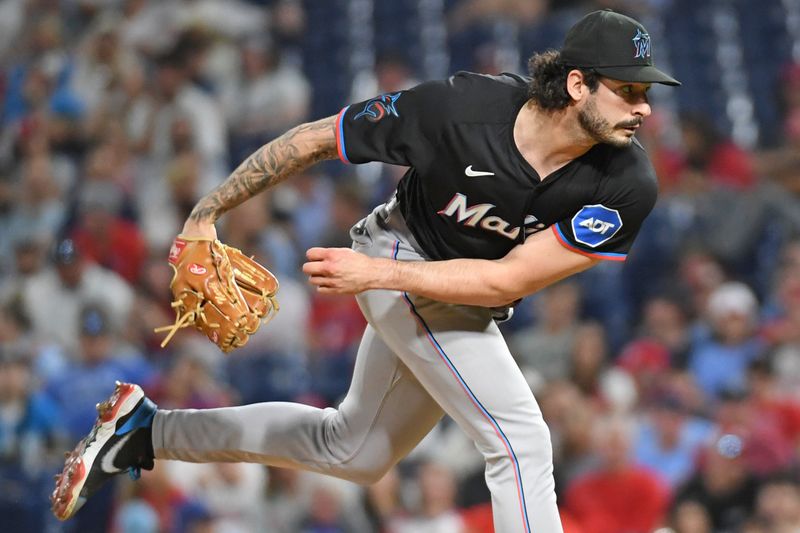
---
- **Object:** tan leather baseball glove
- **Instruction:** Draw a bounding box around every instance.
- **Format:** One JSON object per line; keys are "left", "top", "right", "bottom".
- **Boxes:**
{"left": 154, "top": 236, "right": 279, "bottom": 353}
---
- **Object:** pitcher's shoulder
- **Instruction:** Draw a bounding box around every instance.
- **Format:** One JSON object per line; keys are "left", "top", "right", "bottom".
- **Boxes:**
{"left": 438, "top": 71, "right": 529, "bottom": 123}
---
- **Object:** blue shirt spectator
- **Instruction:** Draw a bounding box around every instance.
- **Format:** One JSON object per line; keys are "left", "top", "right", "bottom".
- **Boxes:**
{"left": 0, "top": 349, "right": 65, "bottom": 533}
{"left": 44, "top": 304, "right": 154, "bottom": 440}
{"left": 46, "top": 355, "right": 154, "bottom": 441}
{"left": 689, "top": 283, "right": 764, "bottom": 400}
{"left": 689, "top": 337, "right": 764, "bottom": 400}
{"left": 634, "top": 401, "right": 716, "bottom": 489}
{"left": 0, "top": 349, "right": 64, "bottom": 470}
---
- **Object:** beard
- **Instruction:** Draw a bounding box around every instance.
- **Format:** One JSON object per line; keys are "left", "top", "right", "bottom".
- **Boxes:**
{"left": 578, "top": 98, "right": 642, "bottom": 148}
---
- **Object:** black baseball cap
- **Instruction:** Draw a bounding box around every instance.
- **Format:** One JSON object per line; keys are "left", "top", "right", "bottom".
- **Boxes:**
{"left": 561, "top": 10, "right": 681, "bottom": 87}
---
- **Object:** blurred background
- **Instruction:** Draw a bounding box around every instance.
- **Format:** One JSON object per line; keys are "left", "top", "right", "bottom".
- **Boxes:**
{"left": 1, "top": 0, "right": 800, "bottom": 532}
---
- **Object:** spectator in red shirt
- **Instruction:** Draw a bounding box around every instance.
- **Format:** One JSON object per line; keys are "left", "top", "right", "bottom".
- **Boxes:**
{"left": 70, "top": 180, "right": 147, "bottom": 284}
{"left": 747, "top": 357, "right": 800, "bottom": 449}
{"left": 714, "top": 384, "right": 795, "bottom": 478}
{"left": 679, "top": 112, "right": 756, "bottom": 190}
{"left": 564, "top": 414, "right": 670, "bottom": 533}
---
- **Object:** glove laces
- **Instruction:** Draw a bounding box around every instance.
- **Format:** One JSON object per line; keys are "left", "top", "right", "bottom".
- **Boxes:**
{"left": 154, "top": 294, "right": 220, "bottom": 348}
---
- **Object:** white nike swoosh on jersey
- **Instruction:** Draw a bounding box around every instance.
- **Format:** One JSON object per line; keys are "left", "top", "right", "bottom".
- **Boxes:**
{"left": 465, "top": 165, "right": 495, "bottom": 177}
{"left": 100, "top": 431, "right": 134, "bottom": 473}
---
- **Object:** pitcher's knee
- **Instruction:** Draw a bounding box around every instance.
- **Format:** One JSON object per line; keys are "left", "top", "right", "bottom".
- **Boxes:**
{"left": 520, "top": 417, "right": 554, "bottom": 466}
{"left": 483, "top": 416, "right": 554, "bottom": 467}
{"left": 319, "top": 414, "right": 397, "bottom": 485}
{"left": 335, "top": 459, "right": 393, "bottom": 485}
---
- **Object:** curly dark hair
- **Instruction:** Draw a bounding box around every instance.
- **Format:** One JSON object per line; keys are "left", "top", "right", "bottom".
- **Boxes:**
{"left": 527, "top": 50, "right": 599, "bottom": 111}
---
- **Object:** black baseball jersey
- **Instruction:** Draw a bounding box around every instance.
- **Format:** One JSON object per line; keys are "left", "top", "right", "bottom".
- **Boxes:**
{"left": 335, "top": 71, "right": 658, "bottom": 262}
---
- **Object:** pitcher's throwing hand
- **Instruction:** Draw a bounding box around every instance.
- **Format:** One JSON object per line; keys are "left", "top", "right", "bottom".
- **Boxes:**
{"left": 303, "top": 247, "right": 385, "bottom": 294}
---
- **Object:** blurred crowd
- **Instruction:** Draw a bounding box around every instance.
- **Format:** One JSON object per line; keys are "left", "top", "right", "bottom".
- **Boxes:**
{"left": 1, "top": 0, "right": 800, "bottom": 532}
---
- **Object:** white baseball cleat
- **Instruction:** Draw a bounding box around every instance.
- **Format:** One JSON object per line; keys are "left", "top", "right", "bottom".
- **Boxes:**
{"left": 51, "top": 382, "right": 157, "bottom": 521}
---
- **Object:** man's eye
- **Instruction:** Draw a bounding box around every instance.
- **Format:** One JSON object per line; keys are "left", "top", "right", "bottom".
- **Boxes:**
{"left": 621, "top": 86, "right": 633, "bottom": 94}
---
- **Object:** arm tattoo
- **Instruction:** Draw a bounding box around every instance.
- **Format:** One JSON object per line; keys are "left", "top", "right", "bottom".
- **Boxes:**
{"left": 189, "top": 115, "right": 339, "bottom": 223}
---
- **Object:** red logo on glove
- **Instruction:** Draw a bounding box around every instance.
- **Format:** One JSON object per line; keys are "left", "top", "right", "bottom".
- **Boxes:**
{"left": 169, "top": 238, "right": 187, "bottom": 265}
{"left": 189, "top": 263, "right": 207, "bottom": 275}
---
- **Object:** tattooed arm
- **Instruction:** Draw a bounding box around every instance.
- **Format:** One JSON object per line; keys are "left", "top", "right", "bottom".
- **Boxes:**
{"left": 181, "top": 115, "right": 339, "bottom": 239}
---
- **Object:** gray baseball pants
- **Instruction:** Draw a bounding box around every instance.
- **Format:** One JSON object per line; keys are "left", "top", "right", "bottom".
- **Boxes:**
{"left": 152, "top": 201, "right": 562, "bottom": 533}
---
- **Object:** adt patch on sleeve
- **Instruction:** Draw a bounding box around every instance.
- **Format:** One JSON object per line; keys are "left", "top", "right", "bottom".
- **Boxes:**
{"left": 571, "top": 204, "right": 623, "bottom": 248}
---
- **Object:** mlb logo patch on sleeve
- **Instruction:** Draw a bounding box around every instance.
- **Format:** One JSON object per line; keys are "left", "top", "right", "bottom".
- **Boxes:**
{"left": 571, "top": 204, "right": 623, "bottom": 248}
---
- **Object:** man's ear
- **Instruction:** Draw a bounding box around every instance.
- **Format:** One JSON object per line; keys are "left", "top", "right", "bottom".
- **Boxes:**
{"left": 566, "top": 69, "right": 588, "bottom": 102}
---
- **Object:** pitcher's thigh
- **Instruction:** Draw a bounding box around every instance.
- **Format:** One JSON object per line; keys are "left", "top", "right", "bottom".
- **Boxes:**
{"left": 359, "top": 290, "right": 559, "bottom": 532}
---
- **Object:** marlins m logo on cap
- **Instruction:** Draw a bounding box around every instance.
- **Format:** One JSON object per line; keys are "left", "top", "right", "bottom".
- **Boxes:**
{"left": 632, "top": 29, "right": 651, "bottom": 59}
{"left": 560, "top": 10, "right": 681, "bottom": 86}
